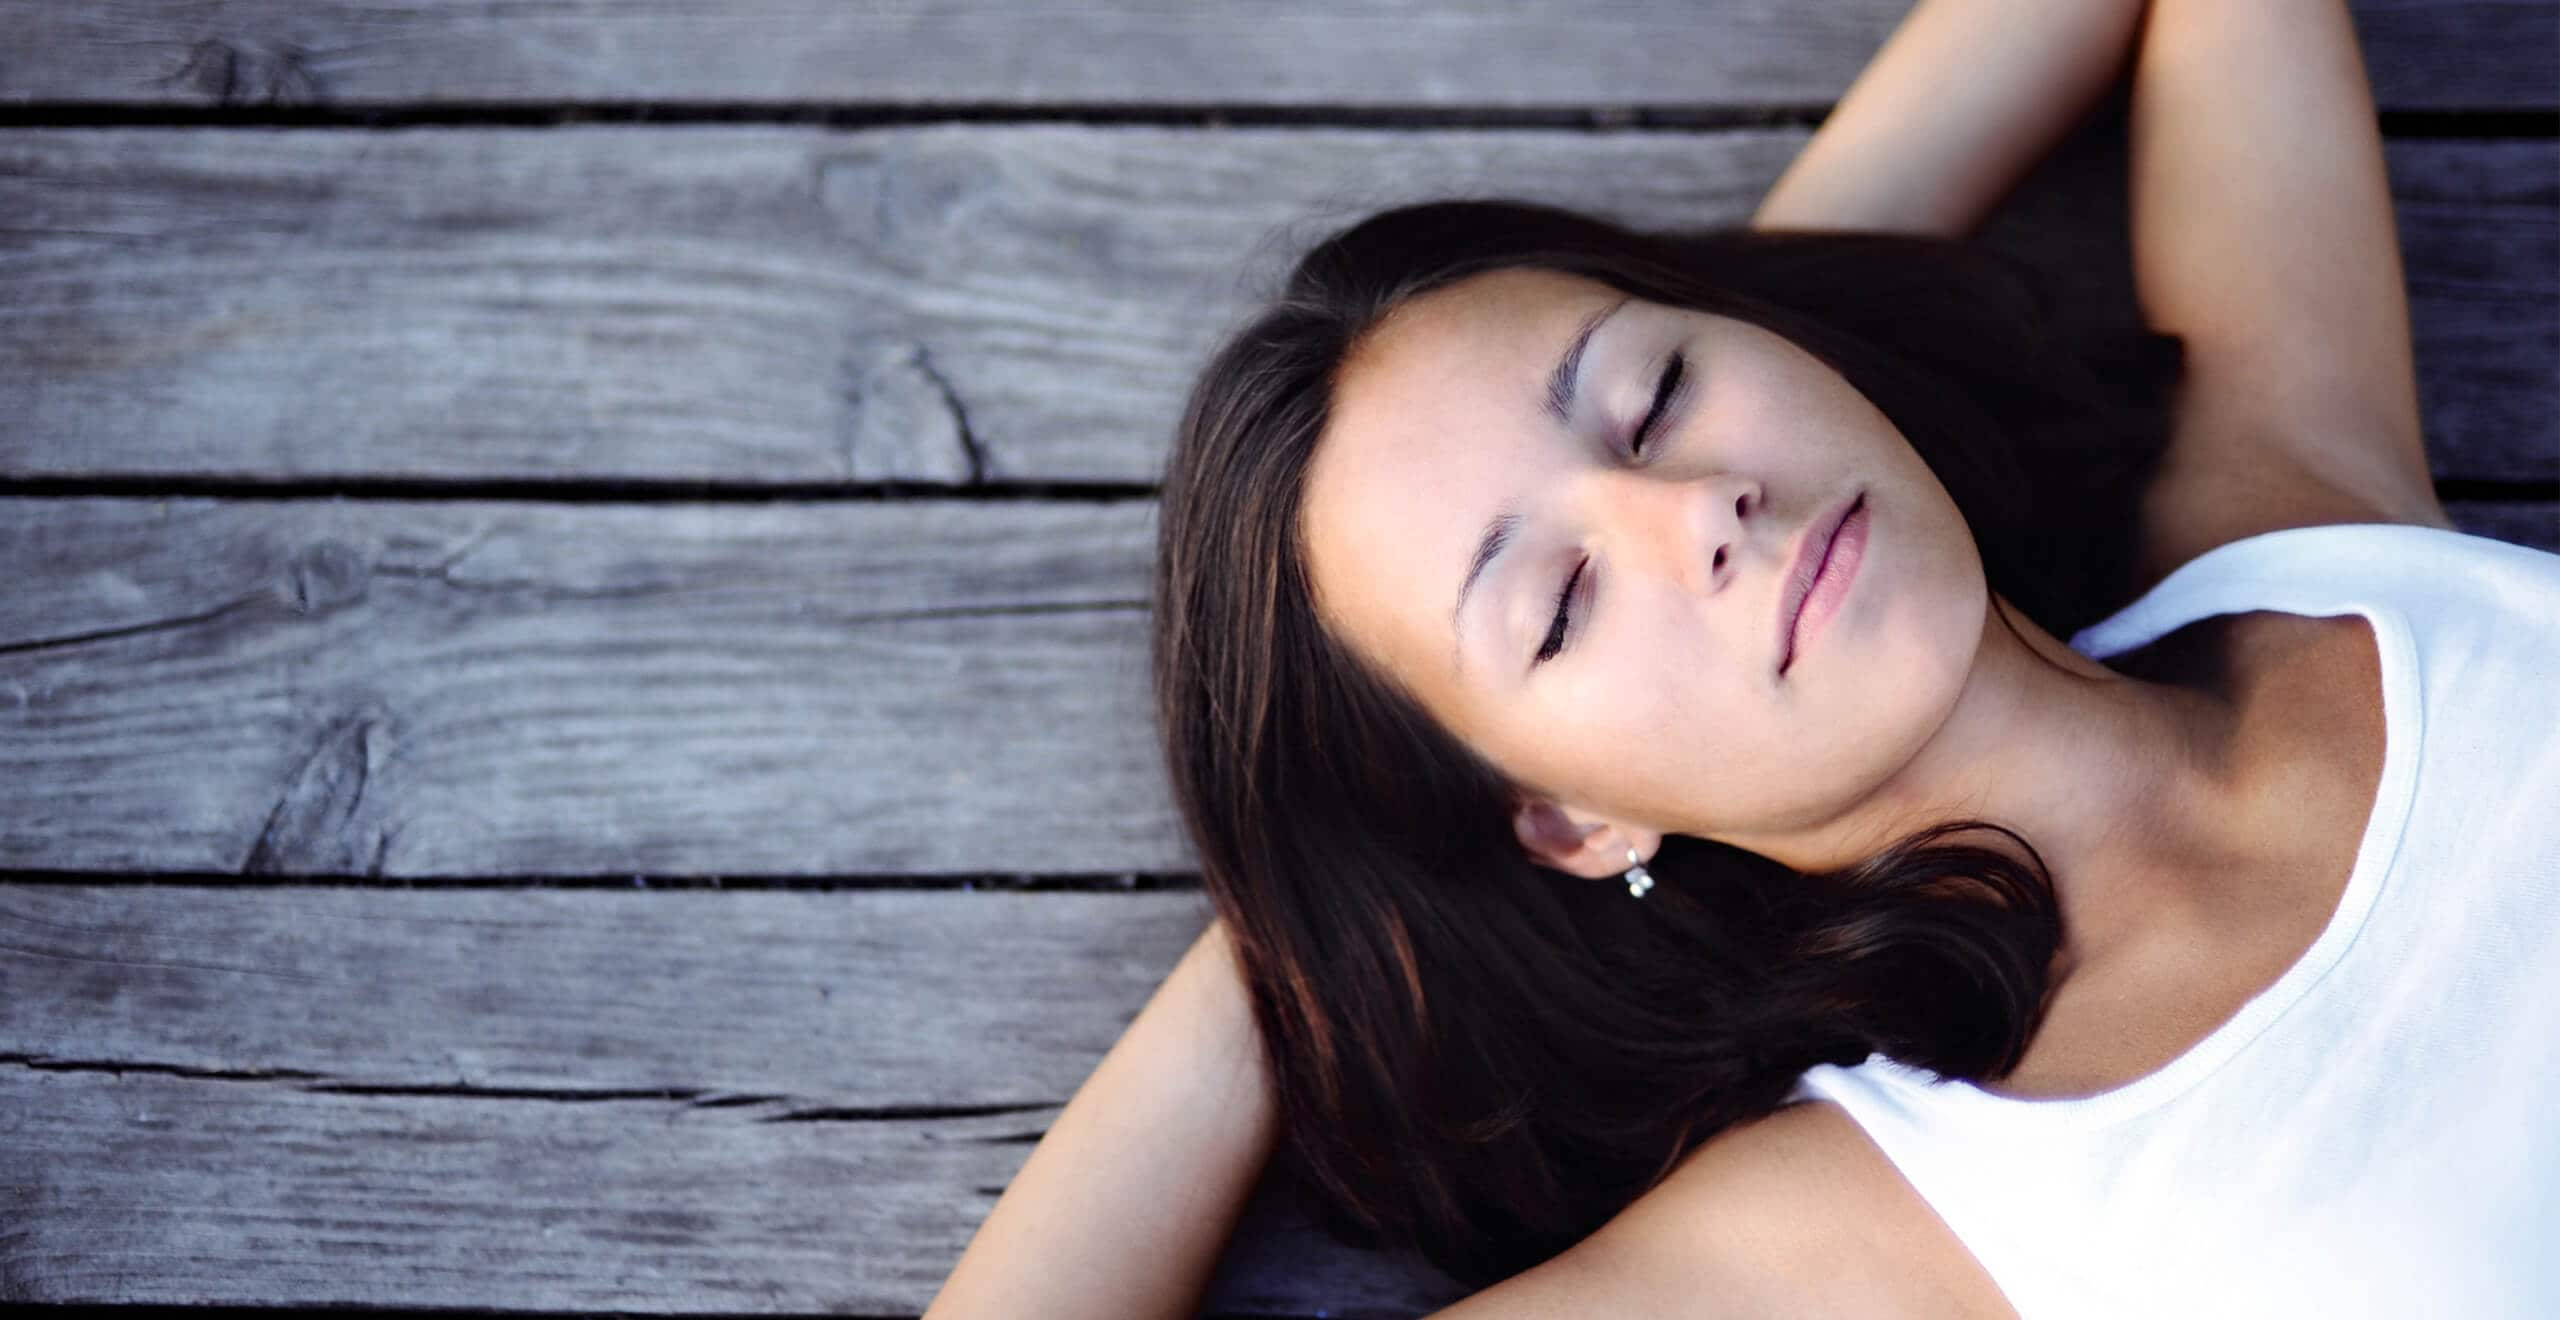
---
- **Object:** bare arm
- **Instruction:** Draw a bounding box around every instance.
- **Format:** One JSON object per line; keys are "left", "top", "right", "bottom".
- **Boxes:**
{"left": 922, "top": 917, "right": 1279, "bottom": 1320}
{"left": 2118, "top": 0, "right": 2450, "bottom": 569}
{"left": 1751, "top": 0, "right": 2150, "bottom": 237}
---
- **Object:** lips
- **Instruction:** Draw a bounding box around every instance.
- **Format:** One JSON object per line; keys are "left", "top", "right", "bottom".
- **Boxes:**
{"left": 1777, "top": 491, "right": 1862, "bottom": 674}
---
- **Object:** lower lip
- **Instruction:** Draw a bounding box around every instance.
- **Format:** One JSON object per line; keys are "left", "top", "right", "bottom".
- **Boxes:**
{"left": 1788, "top": 499, "right": 1867, "bottom": 667}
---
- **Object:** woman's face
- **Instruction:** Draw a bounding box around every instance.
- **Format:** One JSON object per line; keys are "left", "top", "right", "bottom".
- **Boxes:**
{"left": 1299, "top": 267, "right": 1989, "bottom": 867}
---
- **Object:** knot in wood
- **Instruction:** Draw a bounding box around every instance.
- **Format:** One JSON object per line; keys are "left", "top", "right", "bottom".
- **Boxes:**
{"left": 287, "top": 541, "right": 372, "bottom": 616}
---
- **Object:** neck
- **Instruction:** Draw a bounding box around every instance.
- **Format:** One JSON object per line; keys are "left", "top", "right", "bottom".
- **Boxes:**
{"left": 1733, "top": 593, "right": 2267, "bottom": 977}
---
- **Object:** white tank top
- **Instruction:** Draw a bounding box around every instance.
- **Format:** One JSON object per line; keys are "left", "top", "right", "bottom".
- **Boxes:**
{"left": 1786, "top": 521, "right": 2560, "bottom": 1318}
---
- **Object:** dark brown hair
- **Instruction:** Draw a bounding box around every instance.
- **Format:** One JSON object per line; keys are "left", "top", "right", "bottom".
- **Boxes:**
{"left": 1150, "top": 199, "right": 2182, "bottom": 1286}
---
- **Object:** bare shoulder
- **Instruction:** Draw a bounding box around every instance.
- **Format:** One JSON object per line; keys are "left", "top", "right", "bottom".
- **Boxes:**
{"left": 1583, "top": 1100, "right": 2019, "bottom": 1319}
{"left": 1418, "top": 1101, "right": 2019, "bottom": 1319}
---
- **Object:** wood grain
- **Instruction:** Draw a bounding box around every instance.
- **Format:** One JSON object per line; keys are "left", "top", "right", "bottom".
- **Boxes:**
{"left": 2, "top": 127, "right": 2549, "bottom": 484}
{"left": 0, "top": 1, "right": 2543, "bottom": 110}
{"left": 0, "top": 1068, "right": 1468, "bottom": 1312}
{"left": 2448, "top": 500, "right": 2560, "bottom": 549}
{"left": 0, "top": 497, "right": 1182, "bottom": 876}
{"left": 0, "top": 885, "right": 1204, "bottom": 1100}
{"left": 0, "top": 883, "right": 1466, "bottom": 1312}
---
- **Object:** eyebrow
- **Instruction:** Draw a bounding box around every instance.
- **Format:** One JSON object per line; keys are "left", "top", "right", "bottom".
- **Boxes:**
{"left": 1451, "top": 505, "right": 1524, "bottom": 669}
{"left": 1453, "top": 295, "right": 1629, "bottom": 668}
{"left": 1545, "top": 296, "right": 1628, "bottom": 427}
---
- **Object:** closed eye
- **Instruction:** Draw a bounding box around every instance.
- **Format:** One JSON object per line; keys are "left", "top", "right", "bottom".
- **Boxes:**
{"left": 1535, "top": 557, "right": 1585, "bottom": 665}
{"left": 1533, "top": 350, "right": 1689, "bottom": 667}
{"left": 1632, "top": 350, "right": 1687, "bottom": 455}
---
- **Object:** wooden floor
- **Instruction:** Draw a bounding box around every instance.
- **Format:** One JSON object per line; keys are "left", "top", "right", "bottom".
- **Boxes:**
{"left": 2, "top": 3, "right": 2553, "bottom": 1315}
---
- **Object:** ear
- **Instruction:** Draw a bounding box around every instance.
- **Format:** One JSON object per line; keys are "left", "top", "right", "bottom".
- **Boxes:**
{"left": 1511, "top": 797, "right": 1657, "bottom": 881}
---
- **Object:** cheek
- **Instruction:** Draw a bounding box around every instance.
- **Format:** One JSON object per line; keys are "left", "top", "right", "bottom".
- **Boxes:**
{"left": 1582, "top": 665, "right": 1761, "bottom": 820}
{"left": 1801, "top": 550, "right": 1981, "bottom": 790}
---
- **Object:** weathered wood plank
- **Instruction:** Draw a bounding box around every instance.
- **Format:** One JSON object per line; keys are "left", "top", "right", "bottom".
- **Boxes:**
{"left": 4, "top": 497, "right": 2553, "bottom": 878}
{"left": 0, "top": 497, "right": 1184, "bottom": 875}
{"left": 0, "top": 1, "right": 2544, "bottom": 111}
{"left": 2382, "top": 139, "right": 2560, "bottom": 473}
{"left": 0, "top": 1068, "right": 1467, "bottom": 1313}
{"left": 2, "top": 128, "right": 2548, "bottom": 485}
{"left": 0, "top": 886, "right": 1203, "bottom": 1101}
{"left": 0, "top": 125, "right": 1787, "bottom": 486}
{"left": 2448, "top": 499, "right": 2560, "bottom": 549}
{"left": 0, "top": 884, "right": 1466, "bottom": 1313}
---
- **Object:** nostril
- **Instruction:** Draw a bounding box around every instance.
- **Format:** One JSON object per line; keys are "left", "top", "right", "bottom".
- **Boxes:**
{"left": 1713, "top": 547, "right": 1727, "bottom": 571}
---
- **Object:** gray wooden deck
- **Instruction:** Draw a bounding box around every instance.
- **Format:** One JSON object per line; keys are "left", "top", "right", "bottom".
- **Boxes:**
{"left": 2, "top": 3, "right": 2553, "bottom": 1314}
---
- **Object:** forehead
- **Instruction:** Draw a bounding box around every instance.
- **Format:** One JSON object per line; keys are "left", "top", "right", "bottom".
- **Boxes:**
{"left": 1301, "top": 267, "right": 1616, "bottom": 691}
{"left": 1353, "top": 266, "right": 1607, "bottom": 385}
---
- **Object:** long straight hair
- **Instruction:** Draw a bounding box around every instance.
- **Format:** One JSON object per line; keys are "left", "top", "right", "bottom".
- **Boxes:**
{"left": 1151, "top": 200, "right": 2183, "bottom": 1286}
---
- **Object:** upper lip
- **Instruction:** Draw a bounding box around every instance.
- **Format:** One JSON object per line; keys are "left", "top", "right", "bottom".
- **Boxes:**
{"left": 1777, "top": 491, "right": 1860, "bottom": 673}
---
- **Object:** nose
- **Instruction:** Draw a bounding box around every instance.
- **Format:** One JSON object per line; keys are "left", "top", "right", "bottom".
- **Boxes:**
{"left": 1602, "top": 469, "right": 1761, "bottom": 598}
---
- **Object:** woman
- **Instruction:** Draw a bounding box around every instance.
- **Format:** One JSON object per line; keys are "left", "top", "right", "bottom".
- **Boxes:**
{"left": 929, "top": 1, "right": 2560, "bottom": 1316}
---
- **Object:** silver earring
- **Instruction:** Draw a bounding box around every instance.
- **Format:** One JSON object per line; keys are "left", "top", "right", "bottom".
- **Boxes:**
{"left": 1622, "top": 845, "right": 1654, "bottom": 899}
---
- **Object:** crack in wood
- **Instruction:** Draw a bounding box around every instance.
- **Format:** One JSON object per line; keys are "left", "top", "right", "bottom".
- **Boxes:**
{"left": 0, "top": 474, "right": 1164, "bottom": 501}
{"left": 836, "top": 341, "right": 994, "bottom": 485}
{"left": 687, "top": 1092, "right": 791, "bottom": 1109}
{"left": 0, "top": 869, "right": 1201, "bottom": 890}
{"left": 297, "top": 1081, "right": 728, "bottom": 1103}
{"left": 0, "top": 1063, "right": 1074, "bottom": 1123}
{"left": 0, "top": 540, "right": 376, "bottom": 661}
{"left": 0, "top": 593, "right": 266, "bottom": 658}
{"left": 832, "top": 598, "right": 1147, "bottom": 626}
{"left": 0, "top": 1052, "right": 326, "bottom": 1082}
{"left": 906, "top": 345, "right": 990, "bottom": 485}
{"left": 0, "top": 1057, "right": 1060, "bottom": 1120}
{"left": 758, "top": 1100, "right": 1058, "bottom": 1124}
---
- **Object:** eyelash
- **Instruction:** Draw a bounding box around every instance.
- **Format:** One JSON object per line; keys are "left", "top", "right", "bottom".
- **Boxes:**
{"left": 1534, "top": 350, "right": 1689, "bottom": 666}
{"left": 1631, "top": 350, "right": 1687, "bottom": 457}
